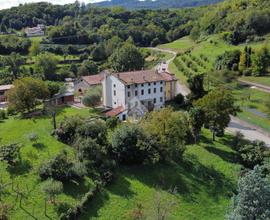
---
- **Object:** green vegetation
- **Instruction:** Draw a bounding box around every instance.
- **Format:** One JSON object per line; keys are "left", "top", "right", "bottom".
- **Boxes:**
{"left": 0, "top": 107, "right": 92, "bottom": 219}
{"left": 80, "top": 129, "right": 241, "bottom": 220}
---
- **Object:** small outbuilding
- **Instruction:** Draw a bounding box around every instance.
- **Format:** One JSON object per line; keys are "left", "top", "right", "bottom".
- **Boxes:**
{"left": 49, "top": 92, "right": 74, "bottom": 106}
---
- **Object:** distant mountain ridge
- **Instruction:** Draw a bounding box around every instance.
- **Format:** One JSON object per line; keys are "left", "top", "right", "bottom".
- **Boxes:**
{"left": 92, "top": 0, "right": 224, "bottom": 9}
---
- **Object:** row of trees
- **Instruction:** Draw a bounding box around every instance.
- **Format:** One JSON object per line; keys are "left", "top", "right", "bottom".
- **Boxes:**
{"left": 215, "top": 45, "right": 270, "bottom": 76}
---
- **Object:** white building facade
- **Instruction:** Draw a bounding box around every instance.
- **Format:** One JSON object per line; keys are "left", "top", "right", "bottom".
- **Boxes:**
{"left": 103, "top": 70, "right": 166, "bottom": 120}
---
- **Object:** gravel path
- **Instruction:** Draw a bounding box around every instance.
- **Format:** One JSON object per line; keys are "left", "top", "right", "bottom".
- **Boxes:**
{"left": 227, "top": 116, "right": 270, "bottom": 147}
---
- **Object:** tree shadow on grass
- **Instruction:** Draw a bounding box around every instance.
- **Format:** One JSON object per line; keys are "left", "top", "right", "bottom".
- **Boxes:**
{"left": 205, "top": 146, "right": 239, "bottom": 164}
{"left": 79, "top": 172, "right": 136, "bottom": 219}
{"left": 7, "top": 160, "right": 32, "bottom": 176}
{"left": 63, "top": 179, "right": 92, "bottom": 199}
{"left": 32, "top": 143, "right": 47, "bottom": 150}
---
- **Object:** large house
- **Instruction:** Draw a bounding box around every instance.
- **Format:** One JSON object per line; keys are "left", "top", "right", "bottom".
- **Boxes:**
{"left": 102, "top": 70, "right": 178, "bottom": 121}
{"left": 25, "top": 24, "right": 45, "bottom": 37}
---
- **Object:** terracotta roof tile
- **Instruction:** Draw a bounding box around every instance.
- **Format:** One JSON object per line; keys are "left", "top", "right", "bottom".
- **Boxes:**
{"left": 112, "top": 70, "right": 164, "bottom": 85}
{"left": 82, "top": 73, "right": 105, "bottom": 86}
{"left": 105, "top": 106, "right": 125, "bottom": 117}
{"left": 159, "top": 72, "right": 177, "bottom": 82}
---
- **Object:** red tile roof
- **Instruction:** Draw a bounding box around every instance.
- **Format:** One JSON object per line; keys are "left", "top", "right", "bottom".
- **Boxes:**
{"left": 112, "top": 70, "right": 164, "bottom": 85}
{"left": 159, "top": 72, "right": 177, "bottom": 82}
{"left": 82, "top": 73, "right": 105, "bottom": 86}
{"left": 105, "top": 106, "right": 125, "bottom": 117}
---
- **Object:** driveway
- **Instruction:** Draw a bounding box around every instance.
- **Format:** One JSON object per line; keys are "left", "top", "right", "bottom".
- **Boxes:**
{"left": 227, "top": 116, "right": 270, "bottom": 147}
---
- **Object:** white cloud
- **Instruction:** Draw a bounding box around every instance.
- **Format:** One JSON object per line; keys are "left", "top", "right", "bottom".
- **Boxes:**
{"left": 0, "top": 0, "right": 106, "bottom": 10}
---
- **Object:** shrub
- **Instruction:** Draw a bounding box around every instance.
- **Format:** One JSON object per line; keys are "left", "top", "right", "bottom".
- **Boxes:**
{"left": 239, "top": 141, "right": 267, "bottom": 168}
{"left": 55, "top": 116, "right": 83, "bottom": 144}
{"left": 106, "top": 117, "right": 119, "bottom": 130}
{"left": 0, "top": 143, "right": 21, "bottom": 166}
{"left": 76, "top": 118, "right": 107, "bottom": 146}
{"left": 82, "top": 86, "right": 102, "bottom": 107}
{"left": 173, "top": 93, "right": 185, "bottom": 106}
{"left": 42, "top": 178, "right": 63, "bottom": 204}
{"left": 28, "top": 132, "right": 39, "bottom": 143}
{"left": 111, "top": 124, "right": 160, "bottom": 165}
{"left": 0, "top": 110, "right": 7, "bottom": 120}
{"left": 39, "top": 151, "right": 78, "bottom": 181}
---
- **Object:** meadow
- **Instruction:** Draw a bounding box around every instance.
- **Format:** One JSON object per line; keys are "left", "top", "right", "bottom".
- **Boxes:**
{"left": 0, "top": 106, "right": 242, "bottom": 220}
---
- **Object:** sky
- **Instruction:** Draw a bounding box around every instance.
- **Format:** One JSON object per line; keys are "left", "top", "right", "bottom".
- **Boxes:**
{"left": 0, "top": 0, "right": 106, "bottom": 10}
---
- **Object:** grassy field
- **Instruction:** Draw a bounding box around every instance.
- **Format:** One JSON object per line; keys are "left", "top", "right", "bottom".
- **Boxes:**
{"left": 0, "top": 106, "right": 242, "bottom": 219}
{"left": 0, "top": 106, "right": 94, "bottom": 219}
{"left": 80, "top": 129, "right": 241, "bottom": 220}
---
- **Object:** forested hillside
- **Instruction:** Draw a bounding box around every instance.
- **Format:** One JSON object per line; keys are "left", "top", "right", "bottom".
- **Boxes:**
{"left": 190, "top": 0, "right": 270, "bottom": 44}
{"left": 92, "top": 0, "right": 223, "bottom": 9}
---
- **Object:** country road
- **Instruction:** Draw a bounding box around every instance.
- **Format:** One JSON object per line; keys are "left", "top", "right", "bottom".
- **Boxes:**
{"left": 227, "top": 116, "right": 270, "bottom": 147}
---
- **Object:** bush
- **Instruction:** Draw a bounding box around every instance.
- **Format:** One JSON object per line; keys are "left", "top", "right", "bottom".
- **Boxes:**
{"left": 0, "top": 110, "right": 7, "bottom": 120}
{"left": 42, "top": 178, "right": 63, "bottom": 204}
{"left": 55, "top": 116, "right": 83, "bottom": 144}
{"left": 39, "top": 151, "right": 78, "bottom": 181}
{"left": 82, "top": 86, "right": 102, "bottom": 107}
{"left": 28, "top": 132, "right": 39, "bottom": 143}
{"left": 0, "top": 143, "right": 21, "bottom": 166}
{"left": 111, "top": 124, "right": 160, "bottom": 165}
{"left": 174, "top": 93, "right": 185, "bottom": 106}
{"left": 106, "top": 117, "right": 119, "bottom": 130}
{"left": 239, "top": 141, "right": 267, "bottom": 168}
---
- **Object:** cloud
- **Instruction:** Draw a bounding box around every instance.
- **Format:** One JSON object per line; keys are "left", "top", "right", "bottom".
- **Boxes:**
{"left": 0, "top": 0, "right": 106, "bottom": 10}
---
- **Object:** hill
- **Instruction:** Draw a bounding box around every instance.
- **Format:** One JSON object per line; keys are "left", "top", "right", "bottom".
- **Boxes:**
{"left": 92, "top": 0, "right": 223, "bottom": 9}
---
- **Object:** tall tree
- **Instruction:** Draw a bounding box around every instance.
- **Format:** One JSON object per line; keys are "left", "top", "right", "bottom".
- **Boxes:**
{"left": 109, "top": 43, "right": 144, "bottom": 72}
{"left": 7, "top": 77, "right": 49, "bottom": 113}
{"left": 34, "top": 53, "right": 59, "bottom": 80}
{"left": 227, "top": 166, "right": 270, "bottom": 220}
{"left": 3, "top": 53, "right": 25, "bottom": 80}
{"left": 194, "top": 88, "right": 240, "bottom": 141}
{"left": 252, "top": 45, "right": 270, "bottom": 76}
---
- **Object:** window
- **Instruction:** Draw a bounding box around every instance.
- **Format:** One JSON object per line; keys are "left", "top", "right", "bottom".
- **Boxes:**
{"left": 141, "top": 90, "right": 144, "bottom": 95}
{"left": 128, "top": 91, "right": 130, "bottom": 97}
{"left": 135, "top": 84, "right": 138, "bottom": 88}
{"left": 141, "top": 84, "right": 144, "bottom": 87}
{"left": 122, "top": 114, "right": 126, "bottom": 121}
{"left": 148, "top": 88, "right": 151, "bottom": 94}
{"left": 113, "top": 84, "right": 116, "bottom": 88}
{"left": 154, "top": 88, "right": 156, "bottom": 93}
{"left": 160, "top": 87, "right": 163, "bottom": 92}
{"left": 160, "top": 81, "right": 163, "bottom": 85}
{"left": 148, "top": 83, "right": 151, "bottom": 86}
{"left": 127, "top": 85, "right": 130, "bottom": 89}
{"left": 154, "top": 82, "right": 156, "bottom": 85}
{"left": 160, "top": 97, "right": 163, "bottom": 103}
{"left": 154, "top": 98, "right": 156, "bottom": 104}
{"left": 114, "top": 102, "right": 116, "bottom": 105}
{"left": 114, "top": 90, "right": 116, "bottom": 96}
{"left": 135, "top": 90, "right": 138, "bottom": 96}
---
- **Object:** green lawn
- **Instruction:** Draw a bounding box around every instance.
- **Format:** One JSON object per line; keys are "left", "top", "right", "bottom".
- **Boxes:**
{"left": 0, "top": 106, "right": 94, "bottom": 219}
{"left": 159, "top": 36, "right": 196, "bottom": 52}
{"left": 80, "top": 129, "right": 241, "bottom": 220}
